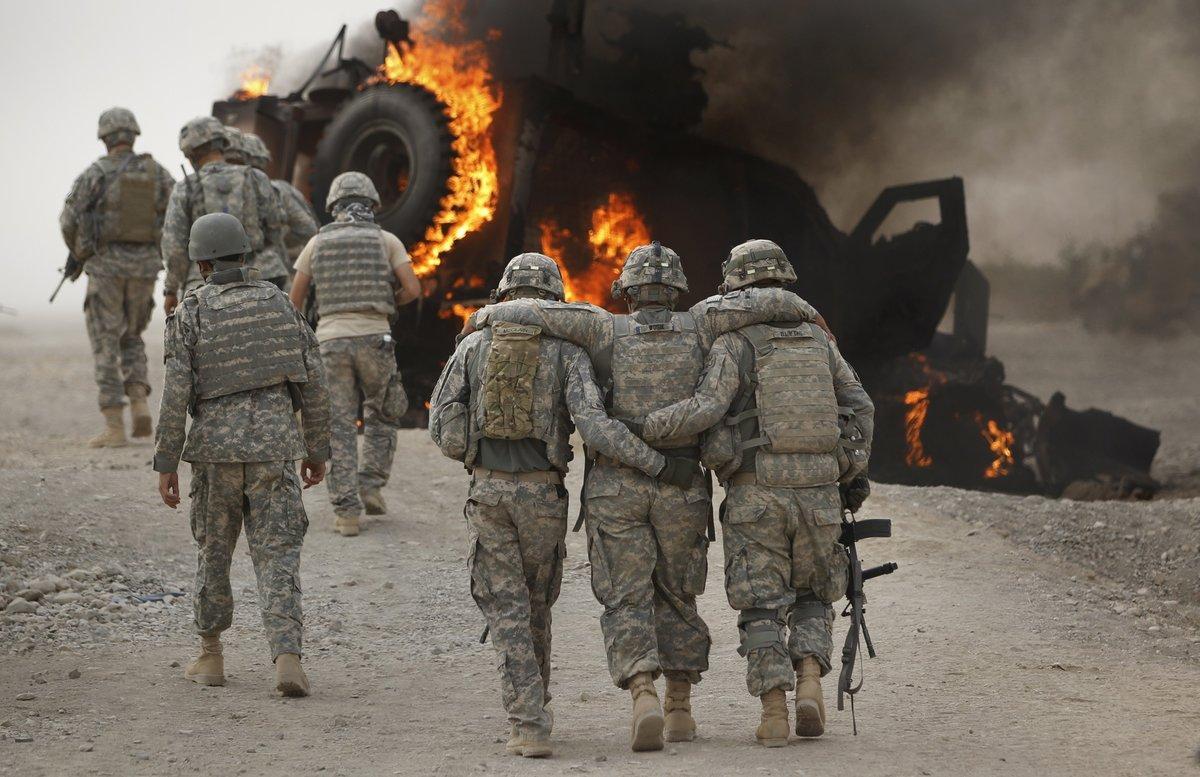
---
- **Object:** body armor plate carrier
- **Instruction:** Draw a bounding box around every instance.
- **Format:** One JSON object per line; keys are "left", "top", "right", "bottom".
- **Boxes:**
{"left": 310, "top": 221, "right": 395, "bottom": 317}
{"left": 96, "top": 154, "right": 159, "bottom": 245}
{"left": 481, "top": 323, "right": 542, "bottom": 440}
{"left": 193, "top": 166, "right": 264, "bottom": 250}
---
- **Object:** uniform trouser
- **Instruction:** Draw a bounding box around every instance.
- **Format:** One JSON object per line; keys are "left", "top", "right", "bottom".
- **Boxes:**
{"left": 83, "top": 274, "right": 155, "bottom": 409}
{"left": 320, "top": 334, "right": 399, "bottom": 517}
{"left": 584, "top": 463, "right": 712, "bottom": 688}
{"left": 721, "top": 482, "right": 848, "bottom": 696}
{"left": 465, "top": 477, "right": 567, "bottom": 735}
{"left": 188, "top": 461, "right": 308, "bottom": 658}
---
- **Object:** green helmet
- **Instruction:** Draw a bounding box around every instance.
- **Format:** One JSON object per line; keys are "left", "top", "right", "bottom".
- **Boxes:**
{"left": 189, "top": 213, "right": 251, "bottom": 262}
{"left": 611, "top": 241, "right": 688, "bottom": 300}
{"left": 326, "top": 171, "right": 381, "bottom": 211}
{"left": 493, "top": 253, "right": 564, "bottom": 301}
{"left": 179, "top": 116, "right": 229, "bottom": 155}
{"left": 243, "top": 133, "right": 271, "bottom": 169}
{"left": 720, "top": 239, "right": 797, "bottom": 292}
{"left": 97, "top": 107, "right": 140, "bottom": 139}
{"left": 223, "top": 127, "right": 248, "bottom": 163}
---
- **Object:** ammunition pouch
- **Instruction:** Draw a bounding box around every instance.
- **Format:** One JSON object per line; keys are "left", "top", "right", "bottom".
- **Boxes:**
{"left": 380, "top": 371, "right": 409, "bottom": 425}
{"left": 481, "top": 323, "right": 542, "bottom": 440}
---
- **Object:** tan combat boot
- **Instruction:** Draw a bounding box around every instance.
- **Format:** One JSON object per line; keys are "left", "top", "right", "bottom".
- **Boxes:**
{"left": 275, "top": 653, "right": 310, "bottom": 697}
{"left": 88, "top": 407, "right": 127, "bottom": 448}
{"left": 794, "top": 656, "right": 826, "bottom": 737}
{"left": 663, "top": 676, "right": 696, "bottom": 742}
{"left": 628, "top": 672, "right": 664, "bottom": 752}
{"left": 184, "top": 635, "right": 225, "bottom": 686}
{"left": 128, "top": 386, "right": 153, "bottom": 438}
{"left": 334, "top": 514, "right": 360, "bottom": 537}
{"left": 361, "top": 488, "right": 387, "bottom": 515}
{"left": 755, "top": 688, "right": 789, "bottom": 747}
{"left": 506, "top": 724, "right": 552, "bottom": 758}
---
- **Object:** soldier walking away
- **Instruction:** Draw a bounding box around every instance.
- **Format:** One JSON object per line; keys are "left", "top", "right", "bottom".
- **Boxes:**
{"left": 161, "top": 116, "right": 288, "bottom": 312}
{"left": 428, "top": 253, "right": 688, "bottom": 758}
{"left": 59, "top": 107, "right": 174, "bottom": 447}
{"left": 635, "top": 239, "right": 875, "bottom": 746}
{"left": 469, "top": 242, "right": 822, "bottom": 751}
{"left": 242, "top": 132, "right": 319, "bottom": 267}
{"left": 154, "top": 212, "right": 331, "bottom": 697}
{"left": 288, "top": 172, "right": 421, "bottom": 537}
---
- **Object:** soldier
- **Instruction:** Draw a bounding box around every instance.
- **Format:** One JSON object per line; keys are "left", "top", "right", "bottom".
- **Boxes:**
{"left": 242, "top": 132, "right": 319, "bottom": 267}
{"left": 222, "top": 126, "right": 248, "bottom": 165}
{"left": 154, "top": 212, "right": 330, "bottom": 697}
{"left": 429, "top": 253, "right": 696, "bottom": 758}
{"left": 467, "top": 242, "right": 820, "bottom": 751}
{"left": 634, "top": 239, "right": 874, "bottom": 746}
{"left": 161, "top": 116, "right": 288, "bottom": 309}
{"left": 288, "top": 172, "right": 421, "bottom": 537}
{"left": 59, "top": 107, "right": 174, "bottom": 447}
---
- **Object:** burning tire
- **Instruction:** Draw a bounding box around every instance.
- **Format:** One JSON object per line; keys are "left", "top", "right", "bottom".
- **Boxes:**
{"left": 310, "top": 84, "right": 453, "bottom": 244}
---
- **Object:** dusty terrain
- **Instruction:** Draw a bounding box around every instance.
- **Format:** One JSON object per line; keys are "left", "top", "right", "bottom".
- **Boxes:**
{"left": 1, "top": 314, "right": 1198, "bottom": 777}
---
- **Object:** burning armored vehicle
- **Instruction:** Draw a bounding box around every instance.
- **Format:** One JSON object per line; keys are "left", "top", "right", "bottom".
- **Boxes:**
{"left": 211, "top": 3, "right": 1158, "bottom": 497}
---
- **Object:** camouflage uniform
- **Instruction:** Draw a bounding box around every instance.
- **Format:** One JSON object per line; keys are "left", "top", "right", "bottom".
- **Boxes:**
{"left": 154, "top": 269, "right": 331, "bottom": 658}
{"left": 429, "top": 325, "right": 666, "bottom": 739}
{"left": 640, "top": 293, "right": 874, "bottom": 697}
{"left": 273, "top": 180, "right": 319, "bottom": 264}
{"left": 471, "top": 286, "right": 819, "bottom": 689}
{"left": 161, "top": 161, "right": 287, "bottom": 296}
{"left": 59, "top": 148, "right": 174, "bottom": 408}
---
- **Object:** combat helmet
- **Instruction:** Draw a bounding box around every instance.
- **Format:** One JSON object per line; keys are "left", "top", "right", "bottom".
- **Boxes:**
{"left": 611, "top": 241, "right": 688, "bottom": 304}
{"left": 243, "top": 133, "right": 271, "bottom": 170}
{"left": 326, "top": 171, "right": 381, "bottom": 211}
{"left": 189, "top": 213, "right": 251, "bottom": 262}
{"left": 223, "top": 127, "right": 248, "bottom": 164}
{"left": 178, "top": 116, "right": 229, "bottom": 155}
{"left": 492, "top": 253, "right": 564, "bottom": 302}
{"left": 719, "top": 239, "right": 797, "bottom": 292}
{"left": 97, "top": 107, "right": 140, "bottom": 139}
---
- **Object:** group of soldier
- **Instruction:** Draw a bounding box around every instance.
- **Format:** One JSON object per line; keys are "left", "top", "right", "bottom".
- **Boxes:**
{"left": 58, "top": 105, "right": 875, "bottom": 757}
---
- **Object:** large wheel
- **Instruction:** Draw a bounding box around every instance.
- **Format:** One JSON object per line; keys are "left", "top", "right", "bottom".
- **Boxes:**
{"left": 310, "top": 84, "right": 453, "bottom": 243}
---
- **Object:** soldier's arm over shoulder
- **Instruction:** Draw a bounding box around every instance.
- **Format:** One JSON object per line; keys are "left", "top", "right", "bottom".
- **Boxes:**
{"left": 153, "top": 301, "right": 198, "bottom": 473}
{"left": 642, "top": 332, "right": 744, "bottom": 442}
{"left": 692, "top": 287, "right": 819, "bottom": 347}
{"left": 829, "top": 339, "right": 874, "bottom": 451}
{"left": 471, "top": 299, "right": 609, "bottom": 356}
{"left": 292, "top": 305, "right": 331, "bottom": 462}
{"left": 561, "top": 343, "right": 665, "bottom": 477}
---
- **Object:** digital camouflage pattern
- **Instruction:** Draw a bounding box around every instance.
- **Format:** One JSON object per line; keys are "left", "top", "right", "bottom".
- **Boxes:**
{"left": 320, "top": 334, "right": 401, "bottom": 517}
{"left": 273, "top": 179, "right": 319, "bottom": 262}
{"left": 481, "top": 323, "right": 542, "bottom": 441}
{"left": 465, "top": 477, "right": 567, "bottom": 734}
{"left": 325, "top": 171, "right": 381, "bottom": 209}
{"left": 719, "top": 238, "right": 798, "bottom": 292}
{"left": 82, "top": 275, "right": 156, "bottom": 408}
{"left": 161, "top": 161, "right": 287, "bottom": 295}
{"left": 189, "top": 461, "right": 309, "bottom": 658}
{"left": 310, "top": 221, "right": 395, "bottom": 316}
{"left": 96, "top": 107, "right": 140, "bottom": 138}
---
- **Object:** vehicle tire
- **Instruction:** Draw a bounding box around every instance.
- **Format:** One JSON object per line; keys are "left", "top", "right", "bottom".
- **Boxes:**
{"left": 310, "top": 84, "right": 452, "bottom": 244}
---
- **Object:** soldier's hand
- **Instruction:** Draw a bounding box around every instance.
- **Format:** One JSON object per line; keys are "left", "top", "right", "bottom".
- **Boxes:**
{"left": 841, "top": 474, "right": 871, "bottom": 513}
{"left": 618, "top": 416, "right": 645, "bottom": 438}
{"left": 159, "top": 472, "right": 180, "bottom": 509}
{"left": 657, "top": 457, "right": 699, "bottom": 488}
{"left": 301, "top": 459, "right": 326, "bottom": 488}
{"left": 163, "top": 292, "right": 178, "bottom": 316}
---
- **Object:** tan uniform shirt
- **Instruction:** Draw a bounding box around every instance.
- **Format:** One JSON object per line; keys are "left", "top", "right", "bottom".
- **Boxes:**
{"left": 294, "top": 230, "right": 411, "bottom": 342}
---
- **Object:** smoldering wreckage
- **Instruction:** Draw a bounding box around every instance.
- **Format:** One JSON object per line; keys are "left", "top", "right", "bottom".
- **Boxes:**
{"left": 210, "top": 3, "right": 1158, "bottom": 502}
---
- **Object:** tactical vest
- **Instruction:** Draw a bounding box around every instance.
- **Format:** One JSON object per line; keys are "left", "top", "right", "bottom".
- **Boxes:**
{"left": 93, "top": 154, "right": 159, "bottom": 245}
{"left": 310, "top": 221, "right": 395, "bottom": 316}
{"left": 727, "top": 323, "right": 841, "bottom": 487}
{"left": 193, "top": 165, "right": 264, "bottom": 250}
{"left": 191, "top": 278, "right": 308, "bottom": 401}
{"left": 605, "top": 312, "right": 704, "bottom": 450}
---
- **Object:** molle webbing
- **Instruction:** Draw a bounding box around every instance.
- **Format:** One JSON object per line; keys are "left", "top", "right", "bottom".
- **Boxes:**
{"left": 310, "top": 221, "right": 395, "bottom": 316}
{"left": 481, "top": 323, "right": 542, "bottom": 440}
{"left": 608, "top": 312, "right": 703, "bottom": 447}
{"left": 98, "top": 154, "right": 158, "bottom": 244}
{"left": 196, "top": 166, "right": 264, "bottom": 249}
{"left": 192, "top": 283, "right": 307, "bottom": 400}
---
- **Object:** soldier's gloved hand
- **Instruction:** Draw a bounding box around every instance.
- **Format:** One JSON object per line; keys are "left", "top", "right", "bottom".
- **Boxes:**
{"left": 841, "top": 474, "right": 871, "bottom": 513}
{"left": 301, "top": 459, "right": 326, "bottom": 489}
{"left": 658, "top": 457, "right": 699, "bottom": 488}
{"left": 618, "top": 416, "right": 646, "bottom": 438}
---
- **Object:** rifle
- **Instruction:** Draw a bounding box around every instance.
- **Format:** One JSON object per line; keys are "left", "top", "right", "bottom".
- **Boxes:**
{"left": 49, "top": 252, "right": 85, "bottom": 303}
{"left": 837, "top": 508, "right": 897, "bottom": 735}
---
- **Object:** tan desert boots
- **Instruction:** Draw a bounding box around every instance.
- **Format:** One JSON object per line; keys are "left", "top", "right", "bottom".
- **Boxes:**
{"left": 184, "top": 635, "right": 225, "bottom": 686}
{"left": 506, "top": 724, "right": 552, "bottom": 758}
{"left": 663, "top": 676, "right": 696, "bottom": 742}
{"left": 794, "top": 656, "right": 826, "bottom": 737}
{"left": 755, "top": 688, "right": 789, "bottom": 747}
{"left": 128, "top": 386, "right": 153, "bottom": 438}
{"left": 628, "top": 672, "right": 665, "bottom": 751}
{"left": 88, "top": 407, "right": 127, "bottom": 448}
{"left": 275, "top": 653, "right": 310, "bottom": 697}
{"left": 361, "top": 488, "right": 387, "bottom": 515}
{"left": 334, "top": 514, "right": 360, "bottom": 537}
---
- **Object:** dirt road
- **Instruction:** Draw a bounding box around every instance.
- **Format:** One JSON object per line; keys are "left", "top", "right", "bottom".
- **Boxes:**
{"left": 1, "top": 316, "right": 1197, "bottom": 777}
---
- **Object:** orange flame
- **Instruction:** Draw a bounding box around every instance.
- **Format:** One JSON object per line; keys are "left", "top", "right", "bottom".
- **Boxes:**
{"left": 439, "top": 302, "right": 482, "bottom": 326}
{"left": 977, "top": 414, "right": 1016, "bottom": 479}
{"left": 374, "top": 1, "right": 501, "bottom": 277}
{"left": 903, "top": 389, "right": 933, "bottom": 468}
{"left": 233, "top": 66, "right": 271, "bottom": 101}
{"left": 540, "top": 192, "right": 651, "bottom": 306}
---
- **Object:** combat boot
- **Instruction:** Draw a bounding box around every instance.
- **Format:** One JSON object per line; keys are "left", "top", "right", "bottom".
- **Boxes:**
{"left": 88, "top": 407, "right": 127, "bottom": 448}
{"left": 275, "top": 653, "right": 309, "bottom": 697}
{"left": 663, "top": 676, "right": 696, "bottom": 742}
{"left": 361, "top": 488, "right": 387, "bottom": 515}
{"left": 506, "top": 724, "right": 553, "bottom": 758}
{"left": 128, "top": 386, "right": 153, "bottom": 438}
{"left": 184, "top": 635, "right": 225, "bottom": 686}
{"left": 794, "top": 656, "right": 826, "bottom": 737}
{"left": 628, "top": 672, "right": 664, "bottom": 752}
{"left": 755, "top": 688, "right": 789, "bottom": 747}
{"left": 334, "top": 514, "right": 360, "bottom": 537}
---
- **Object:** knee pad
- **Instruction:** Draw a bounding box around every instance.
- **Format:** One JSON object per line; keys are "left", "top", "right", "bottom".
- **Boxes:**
{"left": 737, "top": 608, "right": 787, "bottom": 658}
{"left": 787, "top": 596, "right": 832, "bottom": 628}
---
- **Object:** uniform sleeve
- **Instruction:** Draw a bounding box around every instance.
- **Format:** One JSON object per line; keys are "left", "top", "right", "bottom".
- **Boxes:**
{"left": 690, "top": 288, "right": 818, "bottom": 349}
{"left": 254, "top": 169, "right": 286, "bottom": 246}
{"left": 428, "top": 333, "right": 475, "bottom": 460}
{"left": 154, "top": 163, "right": 176, "bottom": 244}
{"left": 59, "top": 167, "right": 96, "bottom": 253}
{"left": 161, "top": 184, "right": 192, "bottom": 296}
{"left": 562, "top": 346, "right": 665, "bottom": 477}
{"left": 283, "top": 186, "right": 319, "bottom": 248}
{"left": 642, "top": 334, "right": 744, "bottom": 443}
{"left": 830, "top": 341, "right": 874, "bottom": 459}
{"left": 153, "top": 306, "right": 196, "bottom": 473}
{"left": 381, "top": 231, "right": 412, "bottom": 270}
{"left": 471, "top": 300, "right": 610, "bottom": 358}
{"left": 295, "top": 311, "right": 332, "bottom": 461}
